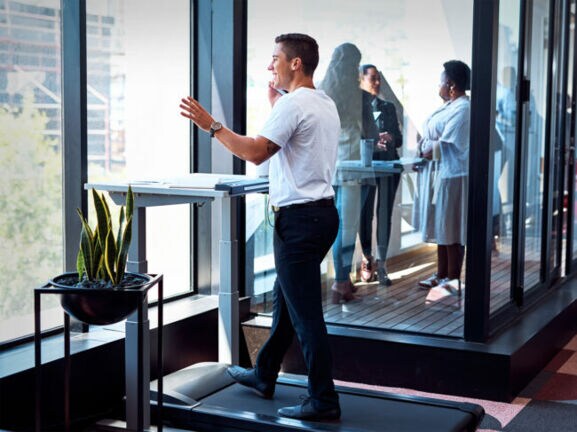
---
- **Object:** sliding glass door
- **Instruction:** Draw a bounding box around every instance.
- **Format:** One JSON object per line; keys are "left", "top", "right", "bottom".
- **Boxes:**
{"left": 491, "top": 0, "right": 570, "bottom": 321}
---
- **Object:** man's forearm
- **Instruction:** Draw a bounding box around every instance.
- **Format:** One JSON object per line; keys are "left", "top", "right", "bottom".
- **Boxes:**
{"left": 213, "top": 127, "right": 274, "bottom": 165}
{"left": 179, "top": 95, "right": 278, "bottom": 165}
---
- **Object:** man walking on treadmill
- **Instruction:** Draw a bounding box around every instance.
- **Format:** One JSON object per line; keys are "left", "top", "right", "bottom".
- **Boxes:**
{"left": 179, "top": 33, "right": 341, "bottom": 420}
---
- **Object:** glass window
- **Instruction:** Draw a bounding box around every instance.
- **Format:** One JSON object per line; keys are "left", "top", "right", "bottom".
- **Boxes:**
{"left": 523, "top": 0, "right": 550, "bottom": 291}
{"left": 491, "top": 0, "right": 521, "bottom": 314}
{"left": 85, "top": 0, "right": 191, "bottom": 300}
{"left": 571, "top": 2, "right": 577, "bottom": 263}
{"left": 0, "top": 0, "right": 63, "bottom": 344}
{"left": 246, "top": 0, "right": 473, "bottom": 337}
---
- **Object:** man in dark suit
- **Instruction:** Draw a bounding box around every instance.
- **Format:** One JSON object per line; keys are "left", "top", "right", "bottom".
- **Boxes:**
{"left": 358, "top": 64, "right": 403, "bottom": 286}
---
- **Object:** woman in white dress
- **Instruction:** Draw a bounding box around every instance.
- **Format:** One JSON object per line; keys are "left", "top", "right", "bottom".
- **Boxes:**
{"left": 416, "top": 60, "right": 471, "bottom": 294}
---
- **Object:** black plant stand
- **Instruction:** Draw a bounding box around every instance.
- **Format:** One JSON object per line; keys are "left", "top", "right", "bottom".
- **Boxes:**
{"left": 34, "top": 274, "right": 164, "bottom": 432}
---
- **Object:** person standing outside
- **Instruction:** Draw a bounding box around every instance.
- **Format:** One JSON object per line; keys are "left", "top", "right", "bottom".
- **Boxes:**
{"left": 319, "top": 42, "right": 372, "bottom": 304}
{"left": 180, "top": 33, "right": 342, "bottom": 420}
{"left": 417, "top": 60, "right": 470, "bottom": 294}
{"left": 358, "top": 64, "right": 403, "bottom": 286}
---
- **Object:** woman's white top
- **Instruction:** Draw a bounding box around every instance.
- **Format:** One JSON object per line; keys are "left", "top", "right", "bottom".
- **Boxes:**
{"left": 420, "top": 95, "right": 470, "bottom": 179}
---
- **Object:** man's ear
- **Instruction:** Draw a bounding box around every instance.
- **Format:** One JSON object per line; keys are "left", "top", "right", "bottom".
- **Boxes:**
{"left": 291, "top": 57, "right": 302, "bottom": 71}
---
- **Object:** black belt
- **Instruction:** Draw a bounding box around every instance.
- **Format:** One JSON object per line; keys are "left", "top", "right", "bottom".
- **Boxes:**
{"left": 272, "top": 198, "right": 334, "bottom": 213}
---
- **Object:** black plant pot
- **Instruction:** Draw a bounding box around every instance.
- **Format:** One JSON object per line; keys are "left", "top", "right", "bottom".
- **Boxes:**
{"left": 50, "top": 272, "right": 152, "bottom": 325}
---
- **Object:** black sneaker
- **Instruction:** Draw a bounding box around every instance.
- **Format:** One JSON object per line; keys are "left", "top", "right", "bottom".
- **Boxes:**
{"left": 277, "top": 397, "right": 341, "bottom": 421}
{"left": 377, "top": 267, "right": 392, "bottom": 286}
{"left": 226, "top": 366, "right": 275, "bottom": 399}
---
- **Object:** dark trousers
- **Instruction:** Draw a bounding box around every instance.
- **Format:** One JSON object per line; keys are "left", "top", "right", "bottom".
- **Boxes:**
{"left": 359, "top": 173, "right": 401, "bottom": 260}
{"left": 255, "top": 204, "right": 340, "bottom": 410}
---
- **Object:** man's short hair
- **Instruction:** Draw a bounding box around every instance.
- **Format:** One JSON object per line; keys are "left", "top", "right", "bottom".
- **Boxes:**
{"left": 275, "top": 33, "right": 319, "bottom": 76}
{"left": 360, "top": 64, "right": 377, "bottom": 75}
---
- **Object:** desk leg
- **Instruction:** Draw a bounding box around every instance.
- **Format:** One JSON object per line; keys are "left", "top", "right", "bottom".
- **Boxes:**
{"left": 128, "top": 207, "right": 148, "bottom": 274}
{"left": 219, "top": 197, "right": 239, "bottom": 365}
{"left": 125, "top": 299, "right": 150, "bottom": 431}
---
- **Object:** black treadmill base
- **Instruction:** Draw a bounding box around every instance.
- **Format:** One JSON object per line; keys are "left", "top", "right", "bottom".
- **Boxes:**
{"left": 155, "top": 373, "right": 484, "bottom": 432}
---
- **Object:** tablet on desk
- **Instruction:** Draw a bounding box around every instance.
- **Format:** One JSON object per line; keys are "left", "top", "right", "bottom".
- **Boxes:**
{"left": 214, "top": 178, "right": 269, "bottom": 194}
{"left": 154, "top": 173, "right": 269, "bottom": 194}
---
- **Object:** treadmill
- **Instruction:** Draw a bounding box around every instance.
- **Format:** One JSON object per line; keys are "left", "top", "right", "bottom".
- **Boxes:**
{"left": 151, "top": 362, "right": 484, "bottom": 432}
{"left": 117, "top": 174, "right": 482, "bottom": 431}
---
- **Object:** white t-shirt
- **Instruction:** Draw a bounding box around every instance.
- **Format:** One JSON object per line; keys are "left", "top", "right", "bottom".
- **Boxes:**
{"left": 259, "top": 87, "right": 340, "bottom": 207}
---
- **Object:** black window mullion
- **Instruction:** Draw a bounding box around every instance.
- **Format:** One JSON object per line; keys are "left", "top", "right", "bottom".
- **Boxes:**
{"left": 566, "top": 0, "right": 577, "bottom": 273}
{"left": 61, "top": 0, "right": 87, "bottom": 273}
{"left": 540, "top": 0, "right": 560, "bottom": 284}
{"left": 552, "top": 0, "right": 570, "bottom": 278}
{"left": 464, "top": 0, "right": 499, "bottom": 342}
{"left": 511, "top": 0, "right": 529, "bottom": 306}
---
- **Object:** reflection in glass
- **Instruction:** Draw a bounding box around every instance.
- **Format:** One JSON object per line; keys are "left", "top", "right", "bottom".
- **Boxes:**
{"left": 86, "top": 0, "right": 191, "bottom": 300}
{"left": 491, "top": 0, "right": 521, "bottom": 314}
{"left": 246, "top": 0, "right": 473, "bottom": 337}
{"left": 523, "top": 0, "right": 549, "bottom": 290}
{"left": 359, "top": 65, "right": 403, "bottom": 288}
{"left": 319, "top": 42, "right": 368, "bottom": 304}
{"left": 0, "top": 0, "right": 63, "bottom": 343}
{"left": 571, "top": 2, "right": 577, "bottom": 261}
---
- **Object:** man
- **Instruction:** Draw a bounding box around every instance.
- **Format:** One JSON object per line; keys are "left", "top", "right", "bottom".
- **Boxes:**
{"left": 179, "top": 33, "right": 341, "bottom": 421}
{"left": 357, "top": 64, "right": 403, "bottom": 286}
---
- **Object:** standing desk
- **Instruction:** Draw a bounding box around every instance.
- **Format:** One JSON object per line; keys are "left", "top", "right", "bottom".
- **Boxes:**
{"left": 87, "top": 175, "right": 268, "bottom": 365}
{"left": 86, "top": 175, "right": 267, "bottom": 430}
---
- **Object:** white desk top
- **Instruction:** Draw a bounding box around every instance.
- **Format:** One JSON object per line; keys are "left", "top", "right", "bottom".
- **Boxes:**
{"left": 86, "top": 173, "right": 268, "bottom": 199}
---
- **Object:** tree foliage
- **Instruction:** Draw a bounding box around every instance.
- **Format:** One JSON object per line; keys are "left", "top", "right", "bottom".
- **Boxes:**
{"left": 0, "top": 93, "right": 62, "bottom": 320}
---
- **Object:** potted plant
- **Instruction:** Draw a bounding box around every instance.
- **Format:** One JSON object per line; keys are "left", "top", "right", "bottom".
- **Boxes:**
{"left": 50, "top": 186, "right": 152, "bottom": 325}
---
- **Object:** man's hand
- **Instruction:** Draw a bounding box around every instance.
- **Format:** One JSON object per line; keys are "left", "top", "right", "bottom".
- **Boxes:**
{"left": 421, "top": 149, "right": 433, "bottom": 160}
{"left": 267, "top": 81, "right": 284, "bottom": 107}
{"left": 179, "top": 94, "right": 278, "bottom": 165}
{"left": 179, "top": 96, "right": 214, "bottom": 131}
{"left": 376, "top": 131, "right": 393, "bottom": 151}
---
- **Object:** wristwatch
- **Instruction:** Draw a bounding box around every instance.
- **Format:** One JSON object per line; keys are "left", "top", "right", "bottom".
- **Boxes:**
{"left": 209, "top": 121, "right": 222, "bottom": 137}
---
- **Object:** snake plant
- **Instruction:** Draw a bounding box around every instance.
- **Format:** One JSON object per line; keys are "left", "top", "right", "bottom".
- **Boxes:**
{"left": 76, "top": 186, "right": 134, "bottom": 286}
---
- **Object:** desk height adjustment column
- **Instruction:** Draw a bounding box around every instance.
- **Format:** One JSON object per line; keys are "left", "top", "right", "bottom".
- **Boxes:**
{"left": 219, "top": 195, "right": 239, "bottom": 365}
{"left": 128, "top": 206, "right": 148, "bottom": 274}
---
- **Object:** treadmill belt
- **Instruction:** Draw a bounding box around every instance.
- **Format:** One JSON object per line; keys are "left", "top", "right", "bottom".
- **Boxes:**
{"left": 155, "top": 364, "right": 484, "bottom": 432}
{"left": 197, "top": 381, "right": 482, "bottom": 431}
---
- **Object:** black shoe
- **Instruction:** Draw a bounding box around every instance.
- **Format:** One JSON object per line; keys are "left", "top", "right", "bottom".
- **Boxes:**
{"left": 227, "top": 366, "right": 275, "bottom": 399}
{"left": 277, "top": 397, "right": 341, "bottom": 421}
{"left": 377, "top": 267, "right": 392, "bottom": 287}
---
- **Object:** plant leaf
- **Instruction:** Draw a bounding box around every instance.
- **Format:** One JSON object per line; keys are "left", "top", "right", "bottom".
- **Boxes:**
{"left": 92, "top": 189, "right": 110, "bottom": 250}
{"left": 78, "top": 224, "right": 94, "bottom": 280}
{"left": 115, "top": 215, "right": 132, "bottom": 284}
{"left": 76, "top": 208, "right": 95, "bottom": 280}
{"left": 126, "top": 185, "right": 134, "bottom": 221}
{"left": 117, "top": 207, "right": 125, "bottom": 249}
{"left": 76, "top": 208, "right": 94, "bottom": 239}
{"left": 104, "top": 230, "right": 118, "bottom": 284}
{"left": 76, "top": 249, "right": 85, "bottom": 282}
{"left": 93, "top": 229, "right": 104, "bottom": 280}
{"left": 101, "top": 193, "right": 112, "bottom": 232}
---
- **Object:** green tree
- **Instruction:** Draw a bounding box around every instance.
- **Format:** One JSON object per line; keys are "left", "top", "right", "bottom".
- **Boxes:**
{"left": 0, "top": 93, "right": 62, "bottom": 321}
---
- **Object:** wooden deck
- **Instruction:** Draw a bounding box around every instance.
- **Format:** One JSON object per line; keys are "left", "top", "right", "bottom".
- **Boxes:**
{"left": 321, "top": 238, "right": 541, "bottom": 337}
